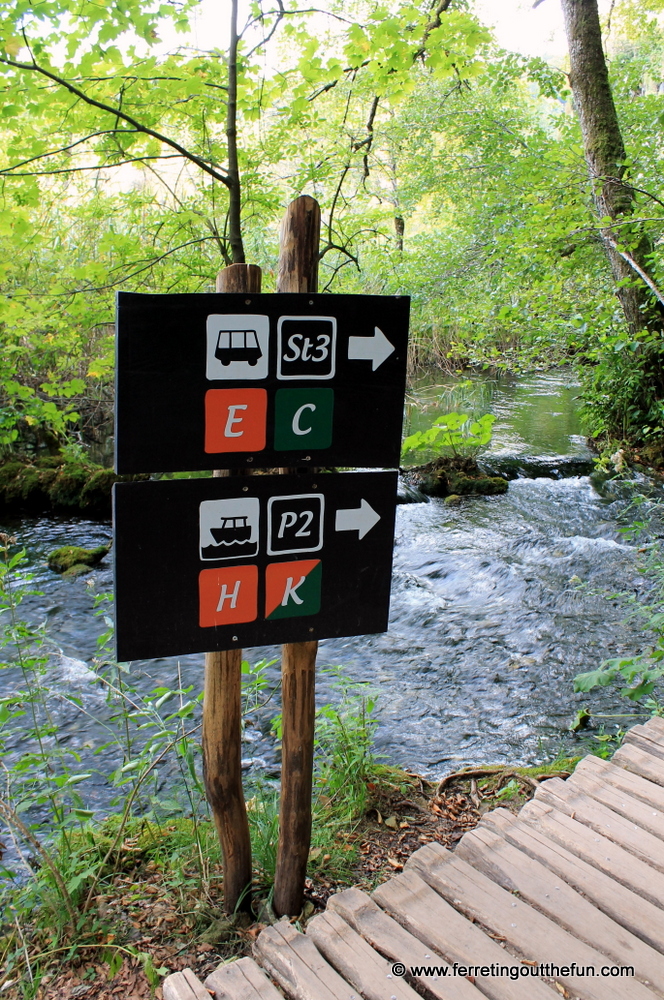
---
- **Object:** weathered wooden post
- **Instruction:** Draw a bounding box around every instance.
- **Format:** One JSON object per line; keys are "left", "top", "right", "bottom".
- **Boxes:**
{"left": 273, "top": 196, "right": 321, "bottom": 917}
{"left": 113, "top": 202, "right": 408, "bottom": 923}
{"left": 203, "top": 261, "right": 261, "bottom": 914}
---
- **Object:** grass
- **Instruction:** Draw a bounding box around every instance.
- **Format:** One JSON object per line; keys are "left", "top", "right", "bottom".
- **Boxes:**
{"left": 0, "top": 620, "right": 394, "bottom": 999}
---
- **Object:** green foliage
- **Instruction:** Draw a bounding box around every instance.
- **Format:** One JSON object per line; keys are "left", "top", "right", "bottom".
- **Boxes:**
{"left": 314, "top": 667, "right": 381, "bottom": 825}
{"left": 0, "top": 0, "right": 614, "bottom": 450}
{"left": 252, "top": 666, "right": 385, "bottom": 888}
{"left": 572, "top": 509, "right": 664, "bottom": 726}
{"left": 401, "top": 411, "right": 495, "bottom": 463}
{"left": 0, "top": 548, "right": 213, "bottom": 995}
{"left": 579, "top": 329, "right": 664, "bottom": 446}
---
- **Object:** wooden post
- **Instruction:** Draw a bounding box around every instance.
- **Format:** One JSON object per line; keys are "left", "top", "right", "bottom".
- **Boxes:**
{"left": 273, "top": 195, "right": 321, "bottom": 917}
{"left": 203, "top": 261, "right": 261, "bottom": 914}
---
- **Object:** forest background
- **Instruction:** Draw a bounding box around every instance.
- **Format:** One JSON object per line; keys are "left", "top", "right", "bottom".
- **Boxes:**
{"left": 0, "top": 0, "right": 663, "bottom": 457}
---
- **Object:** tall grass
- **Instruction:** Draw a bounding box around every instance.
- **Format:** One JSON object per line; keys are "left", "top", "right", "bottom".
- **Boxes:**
{"left": 0, "top": 536, "right": 387, "bottom": 996}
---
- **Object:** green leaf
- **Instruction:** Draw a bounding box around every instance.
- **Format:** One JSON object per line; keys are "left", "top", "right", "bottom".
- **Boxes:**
{"left": 573, "top": 666, "right": 619, "bottom": 692}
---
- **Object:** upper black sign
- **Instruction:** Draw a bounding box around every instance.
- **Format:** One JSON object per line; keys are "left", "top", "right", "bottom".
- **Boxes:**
{"left": 114, "top": 292, "right": 409, "bottom": 474}
{"left": 113, "top": 471, "right": 397, "bottom": 660}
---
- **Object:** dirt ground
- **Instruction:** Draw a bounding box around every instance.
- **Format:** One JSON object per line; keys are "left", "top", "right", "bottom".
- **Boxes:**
{"left": 22, "top": 766, "right": 568, "bottom": 1000}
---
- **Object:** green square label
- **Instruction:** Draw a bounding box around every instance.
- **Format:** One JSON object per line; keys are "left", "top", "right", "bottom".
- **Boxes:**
{"left": 274, "top": 388, "right": 334, "bottom": 451}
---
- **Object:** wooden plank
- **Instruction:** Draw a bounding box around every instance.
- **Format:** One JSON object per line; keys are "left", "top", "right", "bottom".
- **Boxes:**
{"left": 552, "top": 769, "right": 664, "bottom": 841}
{"left": 328, "top": 888, "right": 483, "bottom": 1000}
{"left": 456, "top": 822, "right": 664, "bottom": 991}
{"left": 573, "top": 754, "right": 664, "bottom": 811}
{"left": 163, "top": 968, "right": 212, "bottom": 1000}
{"left": 482, "top": 806, "right": 664, "bottom": 952}
{"left": 639, "top": 717, "right": 664, "bottom": 742}
{"left": 519, "top": 797, "right": 664, "bottom": 907}
{"left": 253, "top": 917, "right": 354, "bottom": 1000}
{"left": 613, "top": 742, "right": 664, "bottom": 786}
{"left": 406, "top": 842, "right": 657, "bottom": 1000}
{"left": 205, "top": 956, "right": 284, "bottom": 999}
{"left": 307, "top": 908, "right": 421, "bottom": 1000}
{"left": 372, "top": 870, "right": 560, "bottom": 1000}
{"left": 535, "top": 776, "right": 664, "bottom": 871}
{"left": 623, "top": 729, "right": 664, "bottom": 763}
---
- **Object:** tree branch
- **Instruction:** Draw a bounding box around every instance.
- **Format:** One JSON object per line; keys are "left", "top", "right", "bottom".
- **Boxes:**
{"left": 0, "top": 155, "right": 183, "bottom": 177}
{"left": 72, "top": 237, "right": 220, "bottom": 293}
{"left": 243, "top": 0, "right": 354, "bottom": 59}
{"left": 603, "top": 233, "right": 664, "bottom": 308}
{"left": 226, "top": 0, "right": 245, "bottom": 262}
{"left": 414, "top": 0, "right": 455, "bottom": 61}
{"left": 358, "top": 95, "right": 379, "bottom": 181}
{"left": 0, "top": 54, "right": 231, "bottom": 188}
{"left": 244, "top": 0, "right": 285, "bottom": 60}
{"left": 0, "top": 129, "right": 142, "bottom": 172}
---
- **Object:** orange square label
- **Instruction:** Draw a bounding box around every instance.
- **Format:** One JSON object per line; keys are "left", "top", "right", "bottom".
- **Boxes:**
{"left": 199, "top": 565, "right": 258, "bottom": 627}
{"left": 204, "top": 388, "right": 267, "bottom": 453}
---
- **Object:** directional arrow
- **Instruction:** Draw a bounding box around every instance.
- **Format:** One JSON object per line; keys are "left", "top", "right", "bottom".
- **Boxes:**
{"left": 335, "top": 499, "right": 381, "bottom": 540}
{"left": 348, "top": 326, "right": 395, "bottom": 372}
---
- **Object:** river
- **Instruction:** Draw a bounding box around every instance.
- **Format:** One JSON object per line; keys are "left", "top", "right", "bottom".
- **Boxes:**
{"left": 0, "top": 369, "right": 657, "bottom": 829}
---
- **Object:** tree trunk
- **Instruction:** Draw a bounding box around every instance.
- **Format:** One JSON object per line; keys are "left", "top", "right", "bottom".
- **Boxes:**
{"left": 226, "top": 0, "right": 245, "bottom": 264}
{"left": 560, "top": 0, "right": 662, "bottom": 337}
{"left": 272, "top": 195, "right": 321, "bottom": 918}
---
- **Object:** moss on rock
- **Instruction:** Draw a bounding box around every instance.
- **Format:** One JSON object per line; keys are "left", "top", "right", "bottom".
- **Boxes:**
{"left": 405, "top": 455, "right": 509, "bottom": 499}
{"left": 48, "top": 544, "right": 110, "bottom": 574}
{"left": 62, "top": 562, "right": 97, "bottom": 578}
{"left": 447, "top": 472, "right": 509, "bottom": 496}
{"left": 0, "top": 452, "right": 146, "bottom": 516}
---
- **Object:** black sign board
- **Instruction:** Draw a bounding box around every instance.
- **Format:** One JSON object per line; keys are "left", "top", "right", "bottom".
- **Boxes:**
{"left": 113, "top": 471, "right": 397, "bottom": 661}
{"left": 115, "top": 292, "right": 409, "bottom": 474}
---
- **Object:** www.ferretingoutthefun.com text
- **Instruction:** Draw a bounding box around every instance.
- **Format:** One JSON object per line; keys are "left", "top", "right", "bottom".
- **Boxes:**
{"left": 388, "top": 961, "right": 635, "bottom": 981}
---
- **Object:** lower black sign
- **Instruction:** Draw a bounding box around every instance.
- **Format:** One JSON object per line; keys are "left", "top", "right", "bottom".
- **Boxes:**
{"left": 113, "top": 471, "right": 397, "bottom": 661}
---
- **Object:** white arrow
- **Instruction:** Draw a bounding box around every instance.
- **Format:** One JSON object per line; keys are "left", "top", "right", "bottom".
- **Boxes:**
{"left": 348, "top": 326, "right": 395, "bottom": 372}
{"left": 335, "top": 499, "right": 381, "bottom": 540}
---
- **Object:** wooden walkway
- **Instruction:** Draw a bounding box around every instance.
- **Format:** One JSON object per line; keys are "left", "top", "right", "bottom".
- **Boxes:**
{"left": 163, "top": 716, "right": 664, "bottom": 1000}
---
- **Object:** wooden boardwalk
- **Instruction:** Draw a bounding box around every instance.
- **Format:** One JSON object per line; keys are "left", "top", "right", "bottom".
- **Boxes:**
{"left": 164, "top": 716, "right": 664, "bottom": 1000}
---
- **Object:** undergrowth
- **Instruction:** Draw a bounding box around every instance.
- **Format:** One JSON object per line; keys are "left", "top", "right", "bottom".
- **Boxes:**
{"left": 572, "top": 490, "right": 664, "bottom": 735}
{"left": 0, "top": 535, "right": 392, "bottom": 997}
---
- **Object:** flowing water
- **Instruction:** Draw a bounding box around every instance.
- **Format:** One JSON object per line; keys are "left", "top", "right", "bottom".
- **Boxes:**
{"left": 1, "top": 369, "right": 658, "bottom": 831}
